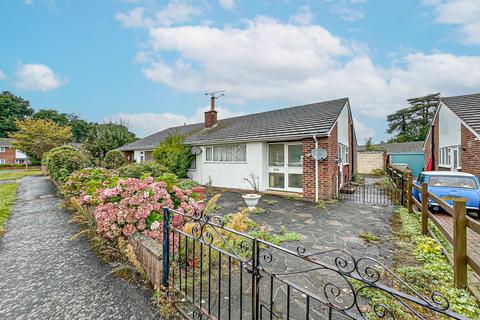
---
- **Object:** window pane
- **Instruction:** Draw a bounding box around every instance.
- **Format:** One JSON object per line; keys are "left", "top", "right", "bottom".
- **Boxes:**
{"left": 206, "top": 147, "right": 212, "bottom": 161}
{"left": 269, "top": 173, "right": 284, "bottom": 188}
{"left": 288, "top": 174, "right": 303, "bottom": 189}
{"left": 429, "top": 176, "right": 477, "bottom": 189}
{"left": 288, "top": 145, "right": 302, "bottom": 166}
{"left": 269, "top": 144, "right": 284, "bottom": 166}
{"left": 446, "top": 148, "right": 451, "bottom": 165}
{"left": 190, "top": 155, "right": 196, "bottom": 169}
{"left": 453, "top": 149, "right": 458, "bottom": 169}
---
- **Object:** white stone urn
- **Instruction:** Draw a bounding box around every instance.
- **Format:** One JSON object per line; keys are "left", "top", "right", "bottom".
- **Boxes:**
{"left": 242, "top": 193, "right": 262, "bottom": 211}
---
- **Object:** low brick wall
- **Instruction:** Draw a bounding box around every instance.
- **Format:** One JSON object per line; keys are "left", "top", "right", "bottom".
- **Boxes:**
{"left": 79, "top": 202, "right": 164, "bottom": 290}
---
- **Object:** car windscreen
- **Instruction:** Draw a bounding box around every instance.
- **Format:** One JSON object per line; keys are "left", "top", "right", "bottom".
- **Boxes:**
{"left": 428, "top": 176, "right": 478, "bottom": 189}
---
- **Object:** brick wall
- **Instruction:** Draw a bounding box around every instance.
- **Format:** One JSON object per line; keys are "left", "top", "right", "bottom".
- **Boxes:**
{"left": 303, "top": 123, "right": 338, "bottom": 201}
{"left": 460, "top": 124, "right": 480, "bottom": 177}
{"left": 424, "top": 114, "right": 439, "bottom": 171}
{"left": 0, "top": 147, "right": 17, "bottom": 164}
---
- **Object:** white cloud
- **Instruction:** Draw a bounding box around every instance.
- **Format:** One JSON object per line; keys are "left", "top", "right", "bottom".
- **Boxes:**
{"left": 24, "top": 0, "right": 34, "bottom": 5}
{"left": 14, "top": 63, "right": 66, "bottom": 92}
{"left": 115, "top": 2, "right": 201, "bottom": 28}
{"left": 0, "top": 70, "right": 6, "bottom": 80}
{"left": 218, "top": 0, "right": 235, "bottom": 10}
{"left": 290, "top": 6, "right": 314, "bottom": 26}
{"left": 353, "top": 117, "right": 375, "bottom": 143}
{"left": 425, "top": 0, "right": 480, "bottom": 44}
{"left": 136, "top": 17, "right": 480, "bottom": 119}
{"left": 325, "top": 0, "right": 366, "bottom": 22}
{"left": 108, "top": 106, "right": 244, "bottom": 137}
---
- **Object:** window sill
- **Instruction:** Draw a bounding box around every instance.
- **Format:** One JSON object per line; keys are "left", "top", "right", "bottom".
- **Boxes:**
{"left": 204, "top": 161, "right": 248, "bottom": 164}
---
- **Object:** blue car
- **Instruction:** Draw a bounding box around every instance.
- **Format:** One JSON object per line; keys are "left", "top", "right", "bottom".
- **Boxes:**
{"left": 413, "top": 171, "right": 480, "bottom": 212}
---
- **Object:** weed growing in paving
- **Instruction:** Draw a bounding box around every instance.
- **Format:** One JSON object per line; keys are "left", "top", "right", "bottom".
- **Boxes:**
{"left": 264, "top": 199, "right": 278, "bottom": 205}
{"left": 249, "top": 226, "right": 301, "bottom": 245}
{"left": 359, "top": 231, "right": 381, "bottom": 243}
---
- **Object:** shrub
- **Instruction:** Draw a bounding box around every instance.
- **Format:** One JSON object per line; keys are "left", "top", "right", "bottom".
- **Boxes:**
{"left": 176, "top": 178, "right": 199, "bottom": 190}
{"left": 153, "top": 133, "right": 193, "bottom": 178}
{"left": 61, "top": 168, "right": 118, "bottom": 206}
{"left": 43, "top": 146, "right": 88, "bottom": 183}
{"left": 118, "top": 161, "right": 168, "bottom": 179}
{"left": 94, "top": 177, "right": 199, "bottom": 242}
{"left": 103, "top": 150, "right": 126, "bottom": 169}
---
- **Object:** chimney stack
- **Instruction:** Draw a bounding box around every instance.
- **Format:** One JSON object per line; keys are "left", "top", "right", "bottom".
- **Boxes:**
{"left": 204, "top": 96, "right": 218, "bottom": 128}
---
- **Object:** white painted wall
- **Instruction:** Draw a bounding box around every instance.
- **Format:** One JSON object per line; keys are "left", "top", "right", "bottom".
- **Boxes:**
{"left": 337, "top": 103, "right": 349, "bottom": 146}
{"left": 15, "top": 150, "right": 27, "bottom": 159}
{"left": 188, "top": 142, "right": 268, "bottom": 191}
{"left": 133, "top": 150, "right": 153, "bottom": 162}
{"left": 438, "top": 103, "right": 461, "bottom": 148}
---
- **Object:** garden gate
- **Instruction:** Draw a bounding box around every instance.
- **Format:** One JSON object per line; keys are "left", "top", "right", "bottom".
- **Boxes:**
{"left": 161, "top": 208, "right": 468, "bottom": 320}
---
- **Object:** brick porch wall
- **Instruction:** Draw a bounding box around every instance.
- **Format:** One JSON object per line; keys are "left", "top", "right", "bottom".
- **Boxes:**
{"left": 460, "top": 124, "right": 480, "bottom": 177}
{"left": 0, "top": 147, "right": 17, "bottom": 164}
{"left": 303, "top": 124, "right": 338, "bottom": 201}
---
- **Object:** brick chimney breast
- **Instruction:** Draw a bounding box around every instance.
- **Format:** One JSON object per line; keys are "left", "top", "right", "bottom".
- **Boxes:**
{"left": 204, "top": 110, "right": 218, "bottom": 128}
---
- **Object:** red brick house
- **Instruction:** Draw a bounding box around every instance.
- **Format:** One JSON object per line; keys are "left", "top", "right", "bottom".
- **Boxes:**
{"left": 119, "top": 98, "right": 358, "bottom": 201}
{"left": 0, "top": 138, "right": 28, "bottom": 165}
{"left": 424, "top": 93, "right": 480, "bottom": 178}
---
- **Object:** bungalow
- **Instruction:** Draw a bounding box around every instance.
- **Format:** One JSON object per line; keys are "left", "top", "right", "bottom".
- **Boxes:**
{"left": 424, "top": 92, "right": 480, "bottom": 178}
{"left": 0, "top": 138, "right": 28, "bottom": 165}
{"left": 118, "top": 97, "right": 357, "bottom": 201}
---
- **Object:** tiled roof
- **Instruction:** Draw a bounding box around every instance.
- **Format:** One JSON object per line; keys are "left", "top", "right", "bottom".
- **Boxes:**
{"left": 441, "top": 93, "right": 480, "bottom": 135}
{"left": 0, "top": 138, "right": 13, "bottom": 147}
{"left": 119, "top": 98, "right": 348, "bottom": 151}
{"left": 358, "top": 141, "right": 423, "bottom": 153}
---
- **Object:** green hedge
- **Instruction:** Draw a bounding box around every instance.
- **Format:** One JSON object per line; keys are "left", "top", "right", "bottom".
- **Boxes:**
{"left": 43, "top": 146, "right": 89, "bottom": 183}
{"left": 118, "top": 161, "right": 169, "bottom": 179}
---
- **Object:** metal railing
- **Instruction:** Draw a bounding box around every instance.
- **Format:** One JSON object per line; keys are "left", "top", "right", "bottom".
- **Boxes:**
{"left": 161, "top": 207, "right": 467, "bottom": 319}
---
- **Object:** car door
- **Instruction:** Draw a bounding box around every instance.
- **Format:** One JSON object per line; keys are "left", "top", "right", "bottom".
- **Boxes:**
{"left": 413, "top": 173, "right": 424, "bottom": 201}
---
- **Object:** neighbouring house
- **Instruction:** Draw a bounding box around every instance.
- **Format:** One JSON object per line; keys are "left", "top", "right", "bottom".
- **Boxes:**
{"left": 118, "top": 97, "right": 357, "bottom": 201}
{"left": 423, "top": 92, "right": 480, "bottom": 178}
{"left": 0, "top": 138, "right": 28, "bottom": 165}
{"left": 357, "top": 141, "right": 424, "bottom": 177}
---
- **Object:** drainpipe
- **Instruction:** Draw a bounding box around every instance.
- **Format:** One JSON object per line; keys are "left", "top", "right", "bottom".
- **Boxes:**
{"left": 313, "top": 135, "right": 319, "bottom": 203}
{"left": 431, "top": 124, "right": 435, "bottom": 170}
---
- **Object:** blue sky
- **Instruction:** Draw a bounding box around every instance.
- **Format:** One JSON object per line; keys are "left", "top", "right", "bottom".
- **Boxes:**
{"left": 1, "top": 0, "right": 479, "bottom": 143}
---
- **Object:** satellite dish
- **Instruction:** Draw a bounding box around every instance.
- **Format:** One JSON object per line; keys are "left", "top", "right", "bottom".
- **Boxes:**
{"left": 191, "top": 146, "right": 202, "bottom": 155}
{"left": 310, "top": 148, "right": 327, "bottom": 160}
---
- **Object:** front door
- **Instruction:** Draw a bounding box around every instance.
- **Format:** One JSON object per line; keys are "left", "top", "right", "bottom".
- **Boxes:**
{"left": 268, "top": 143, "right": 303, "bottom": 192}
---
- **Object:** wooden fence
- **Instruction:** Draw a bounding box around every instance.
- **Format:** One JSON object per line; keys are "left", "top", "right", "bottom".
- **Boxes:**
{"left": 402, "top": 174, "right": 480, "bottom": 291}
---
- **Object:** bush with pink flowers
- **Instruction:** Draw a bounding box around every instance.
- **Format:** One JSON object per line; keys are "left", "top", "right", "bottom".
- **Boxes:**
{"left": 93, "top": 176, "right": 199, "bottom": 242}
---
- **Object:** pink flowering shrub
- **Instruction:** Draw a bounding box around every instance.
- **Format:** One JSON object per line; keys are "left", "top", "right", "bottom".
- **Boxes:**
{"left": 94, "top": 176, "right": 199, "bottom": 242}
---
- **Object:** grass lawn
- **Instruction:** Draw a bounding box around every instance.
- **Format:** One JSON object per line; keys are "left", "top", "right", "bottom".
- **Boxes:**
{"left": 0, "top": 183, "right": 19, "bottom": 237}
{"left": 0, "top": 170, "right": 43, "bottom": 181}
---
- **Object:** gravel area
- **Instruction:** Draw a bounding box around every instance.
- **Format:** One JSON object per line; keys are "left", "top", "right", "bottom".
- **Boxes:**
{"left": 0, "top": 175, "right": 160, "bottom": 320}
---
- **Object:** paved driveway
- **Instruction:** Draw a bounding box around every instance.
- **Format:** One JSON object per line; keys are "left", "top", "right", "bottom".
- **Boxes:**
{"left": 212, "top": 192, "right": 395, "bottom": 265}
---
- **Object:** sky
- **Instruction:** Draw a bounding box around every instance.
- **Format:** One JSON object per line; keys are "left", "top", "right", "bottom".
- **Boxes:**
{"left": 1, "top": 0, "right": 480, "bottom": 143}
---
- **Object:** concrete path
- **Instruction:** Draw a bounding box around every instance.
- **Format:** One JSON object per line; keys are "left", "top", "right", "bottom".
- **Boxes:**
{"left": 0, "top": 176, "right": 159, "bottom": 320}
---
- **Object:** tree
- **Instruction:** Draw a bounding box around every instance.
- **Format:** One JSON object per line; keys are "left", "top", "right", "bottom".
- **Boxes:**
{"left": 0, "top": 91, "right": 34, "bottom": 138}
{"left": 33, "top": 109, "right": 70, "bottom": 126}
{"left": 386, "top": 93, "right": 440, "bottom": 142}
{"left": 33, "top": 109, "right": 94, "bottom": 143}
{"left": 103, "top": 149, "right": 126, "bottom": 169}
{"left": 10, "top": 119, "right": 72, "bottom": 162}
{"left": 153, "top": 133, "right": 193, "bottom": 178}
{"left": 85, "top": 122, "right": 136, "bottom": 159}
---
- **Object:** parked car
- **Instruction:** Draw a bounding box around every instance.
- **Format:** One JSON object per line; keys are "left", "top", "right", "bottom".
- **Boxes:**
{"left": 412, "top": 171, "right": 480, "bottom": 213}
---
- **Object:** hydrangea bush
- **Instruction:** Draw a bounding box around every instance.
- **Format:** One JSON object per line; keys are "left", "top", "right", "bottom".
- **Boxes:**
{"left": 61, "top": 167, "right": 118, "bottom": 206}
{"left": 94, "top": 176, "right": 199, "bottom": 242}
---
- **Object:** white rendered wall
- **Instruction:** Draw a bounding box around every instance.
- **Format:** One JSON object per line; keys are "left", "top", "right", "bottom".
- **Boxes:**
{"left": 188, "top": 142, "right": 267, "bottom": 191}
{"left": 438, "top": 104, "right": 461, "bottom": 148}
{"left": 15, "top": 150, "right": 27, "bottom": 159}
{"left": 337, "top": 104, "right": 349, "bottom": 146}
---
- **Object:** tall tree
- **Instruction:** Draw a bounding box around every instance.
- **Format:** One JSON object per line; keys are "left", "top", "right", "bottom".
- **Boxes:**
{"left": 10, "top": 119, "right": 72, "bottom": 162}
{"left": 0, "top": 91, "right": 34, "bottom": 137}
{"left": 33, "top": 109, "right": 94, "bottom": 143}
{"left": 85, "top": 122, "right": 136, "bottom": 158}
{"left": 33, "top": 109, "right": 70, "bottom": 126}
{"left": 386, "top": 93, "right": 440, "bottom": 142}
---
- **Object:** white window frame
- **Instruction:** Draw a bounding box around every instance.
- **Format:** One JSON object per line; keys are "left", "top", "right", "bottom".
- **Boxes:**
{"left": 439, "top": 145, "right": 461, "bottom": 170}
{"left": 0, "top": 147, "right": 5, "bottom": 152}
{"left": 338, "top": 143, "right": 349, "bottom": 165}
{"left": 204, "top": 144, "right": 247, "bottom": 163}
{"left": 0, "top": 159, "right": 5, "bottom": 164}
